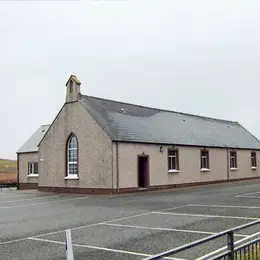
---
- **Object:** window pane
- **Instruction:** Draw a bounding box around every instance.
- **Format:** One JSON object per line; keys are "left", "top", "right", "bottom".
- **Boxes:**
{"left": 172, "top": 156, "right": 176, "bottom": 170}
{"left": 201, "top": 151, "right": 206, "bottom": 157}
{"left": 168, "top": 157, "right": 172, "bottom": 170}
{"left": 201, "top": 158, "right": 206, "bottom": 168}
{"left": 34, "top": 162, "right": 38, "bottom": 174}
{"left": 69, "top": 150, "right": 77, "bottom": 162}
{"left": 69, "top": 136, "right": 77, "bottom": 149}
{"left": 28, "top": 163, "right": 33, "bottom": 174}
{"left": 69, "top": 163, "right": 78, "bottom": 175}
{"left": 168, "top": 150, "right": 175, "bottom": 156}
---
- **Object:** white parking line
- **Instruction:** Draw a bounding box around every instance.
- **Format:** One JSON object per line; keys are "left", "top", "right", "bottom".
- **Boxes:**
{"left": 27, "top": 237, "right": 185, "bottom": 260}
{"left": 0, "top": 237, "right": 31, "bottom": 246}
{"left": 0, "top": 195, "right": 60, "bottom": 204}
{"left": 189, "top": 204, "right": 260, "bottom": 209}
{"left": 235, "top": 191, "right": 260, "bottom": 197}
{"left": 34, "top": 212, "right": 154, "bottom": 238}
{"left": 0, "top": 212, "right": 154, "bottom": 245}
{"left": 236, "top": 195, "right": 260, "bottom": 199}
{"left": 101, "top": 223, "right": 248, "bottom": 237}
{"left": 152, "top": 212, "right": 260, "bottom": 220}
{"left": 0, "top": 194, "right": 38, "bottom": 200}
{"left": 0, "top": 196, "right": 89, "bottom": 209}
{"left": 0, "top": 205, "right": 189, "bottom": 245}
{"left": 162, "top": 205, "right": 190, "bottom": 212}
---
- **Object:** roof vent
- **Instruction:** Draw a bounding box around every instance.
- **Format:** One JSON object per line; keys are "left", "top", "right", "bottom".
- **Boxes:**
{"left": 227, "top": 125, "right": 230, "bottom": 128}
{"left": 182, "top": 119, "right": 186, "bottom": 122}
{"left": 42, "top": 130, "right": 45, "bottom": 132}
{"left": 121, "top": 108, "right": 126, "bottom": 113}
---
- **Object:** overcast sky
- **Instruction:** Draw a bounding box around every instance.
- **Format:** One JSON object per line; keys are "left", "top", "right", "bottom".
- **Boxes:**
{"left": 1, "top": 0, "right": 260, "bottom": 159}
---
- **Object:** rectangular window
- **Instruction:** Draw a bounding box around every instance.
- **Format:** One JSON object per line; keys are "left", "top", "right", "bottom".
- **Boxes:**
{"left": 230, "top": 151, "right": 237, "bottom": 169}
{"left": 168, "top": 149, "right": 179, "bottom": 171}
{"left": 251, "top": 152, "right": 257, "bottom": 168}
{"left": 201, "top": 150, "right": 209, "bottom": 170}
{"left": 28, "top": 162, "right": 38, "bottom": 175}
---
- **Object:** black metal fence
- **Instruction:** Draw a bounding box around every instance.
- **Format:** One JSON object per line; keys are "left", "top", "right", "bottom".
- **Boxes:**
{"left": 144, "top": 219, "right": 260, "bottom": 260}
{"left": 234, "top": 238, "right": 260, "bottom": 260}
{"left": 0, "top": 183, "right": 17, "bottom": 191}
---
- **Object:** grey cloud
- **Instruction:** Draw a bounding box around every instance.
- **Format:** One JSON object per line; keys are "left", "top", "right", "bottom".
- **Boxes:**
{"left": 1, "top": 0, "right": 260, "bottom": 159}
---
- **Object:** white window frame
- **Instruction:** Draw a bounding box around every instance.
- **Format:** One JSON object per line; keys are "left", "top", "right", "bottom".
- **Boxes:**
{"left": 27, "top": 162, "right": 38, "bottom": 177}
{"left": 168, "top": 149, "right": 179, "bottom": 173}
{"left": 66, "top": 135, "right": 79, "bottom": 179}
{"left": 230, "top": 151, "right": 237, "bottom": 170}
{"left": 251, "top": 152, "right": 257, "bottom": 169}
{"left": 201, "top": 150, "right": 210, "bottom": 171}
{"left": 28, "top": 162, "right": 34, "bottom": 174}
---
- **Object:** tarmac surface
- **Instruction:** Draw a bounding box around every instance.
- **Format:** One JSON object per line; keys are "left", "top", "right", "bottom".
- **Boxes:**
{"left": 1, "top": 180, "right": 260, "bottom": 260}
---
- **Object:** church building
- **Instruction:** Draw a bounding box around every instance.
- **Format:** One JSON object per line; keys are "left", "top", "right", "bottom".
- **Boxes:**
{"left": 16, "top": 75, "right": 260, "bottom": 193}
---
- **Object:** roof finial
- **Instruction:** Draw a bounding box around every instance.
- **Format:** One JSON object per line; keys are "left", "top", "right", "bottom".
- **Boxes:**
{"left": 66, "top": 75, "right": 81, "bottom": 86}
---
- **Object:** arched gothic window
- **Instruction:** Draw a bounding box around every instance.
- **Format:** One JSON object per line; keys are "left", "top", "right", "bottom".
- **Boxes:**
{"left": 67, "top": 134, "right": 78, "bottom": 176}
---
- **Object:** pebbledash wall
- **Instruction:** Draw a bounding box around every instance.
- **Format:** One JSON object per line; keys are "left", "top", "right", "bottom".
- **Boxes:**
{"left": 18, "top": 152, "right": 39, "bottom": 189}
{"left": 37, "top": 101, "right": 113, "bottom": 193}
{"left": 20, "top": 139, "right": 260, "bottom": 193}
{"left": 115, "top": 142, "right": 260, "bottom": 190}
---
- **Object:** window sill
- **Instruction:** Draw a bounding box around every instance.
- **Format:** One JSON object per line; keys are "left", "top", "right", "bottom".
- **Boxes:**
{"left": 200, "top": 168, "right": 210, "bottom": 172}
{"left": 27, "top": 174, "right": 39, "bottom": 178}
{"left": 64, "top": 175, "right": 79, "bottom": 180}
{"left": 168, "top": 170, "right": 180, "bottom": 173}
{"left": 251, "top": 167, "right": 257, "bottom": 170}
{"left": 230, "top": 168, "right": 238, "bottom": 171}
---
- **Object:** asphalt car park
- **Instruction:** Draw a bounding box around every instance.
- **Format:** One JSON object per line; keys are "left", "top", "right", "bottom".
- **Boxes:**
{"left": 1, "top": 180, "right": 260, "bottom": 260}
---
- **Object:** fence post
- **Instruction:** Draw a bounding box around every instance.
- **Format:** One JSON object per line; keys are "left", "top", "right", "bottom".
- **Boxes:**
{"left": 66, "top": 229, "right": 74, "bottom": 260}
{"left": 227, "top": 231, "right": 235, "bottom": 260}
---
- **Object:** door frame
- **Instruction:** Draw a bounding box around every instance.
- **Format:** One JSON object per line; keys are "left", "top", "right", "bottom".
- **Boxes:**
{"left": 137, "top": 155, "right": 150, "bottom": 188}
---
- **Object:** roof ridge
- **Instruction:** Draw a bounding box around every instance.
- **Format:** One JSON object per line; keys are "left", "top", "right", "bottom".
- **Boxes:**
{"left": 81, "top": 94, "right": 238, "bottom": 125}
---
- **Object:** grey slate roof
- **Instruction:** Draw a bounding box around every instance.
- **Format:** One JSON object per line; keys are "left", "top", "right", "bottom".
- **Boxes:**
{"left": 17, "top": 125, "right": 50, "bottom": 153}
{"left": 80, "top": 95, "right": 260, "bottom": 149}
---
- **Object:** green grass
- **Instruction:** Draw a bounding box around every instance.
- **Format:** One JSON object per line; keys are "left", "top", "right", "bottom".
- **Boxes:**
{"left": 236, "top": 245, "right": 260, "bottom": 260}
{"left": 0, "top": 159, "right": 17, "bottom": 174}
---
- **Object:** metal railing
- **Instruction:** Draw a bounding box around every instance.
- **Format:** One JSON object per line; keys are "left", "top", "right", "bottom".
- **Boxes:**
{"left": 144, "top": 219, "right": 260, "bottom": 260}
{"left": 0, "top": 183, "right": 16, "bottom": 191}
{"left": 234, "top": 237, "right": 260, "bottom": 260}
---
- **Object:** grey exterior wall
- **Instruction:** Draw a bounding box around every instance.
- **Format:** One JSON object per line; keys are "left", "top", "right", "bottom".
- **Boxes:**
{"left": 18, "top": 152, "right": 39, "bottom": 184}
{"left": 116, "top": 142, "right": 260, "bottom": 189}
{"left": 38, "top": 101, "right": 113, "bottom": 189}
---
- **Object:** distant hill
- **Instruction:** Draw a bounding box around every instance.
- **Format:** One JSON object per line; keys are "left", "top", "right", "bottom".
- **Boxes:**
{"left": 0, "top": 159, "right": 17, "bottom": 174}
